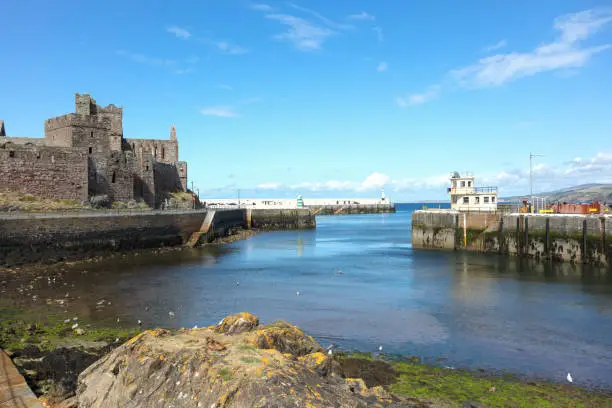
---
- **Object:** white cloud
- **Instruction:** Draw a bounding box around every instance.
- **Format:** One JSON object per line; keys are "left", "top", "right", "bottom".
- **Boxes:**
{"left": 373, "top": 26, "right": 383, "bottom": 42}
{"left": 266, "top": 14, "right": 335, "bottom": 50}
{"left": 167, "top": 26, "right": 191, "bottom": 39}
{"left": 453, "top": 8, "right": 612, "bottom": 87}
{"left": 377, "top": 61, "right": 388, "bottom": 72}
{"left": 174, "top": 67, "right": 194, "bottom": 75}
{"left": 218, "top": 84, "right": 233, "bottom": 90}
{"left": 117, "top": 50, "right": 176, "bottom": 67}
{"left": 257, "top": 182, "right": 282, "bottom": 189}
{"left": 250, "top": 3, "right": 273, "bottom": 11}
{"left": 359, "top": 173, "right": 390, "bottom": 190}
{"left": 348, "top": 11, "right": 375, "bottom": 21}
{"left": 564, "top": 152, "right": 612, "bottom": 176}
{"left": 483, "top": 40, "right": 507, "bottom": 52}
{"left": 216, "top": 41, "right": 249, "bottom": 55}
{"left": 396, "top": 85, "right": 441, "bottom": 107}
{"left": 200, "top": 106, "right": 240, "bottom": 118}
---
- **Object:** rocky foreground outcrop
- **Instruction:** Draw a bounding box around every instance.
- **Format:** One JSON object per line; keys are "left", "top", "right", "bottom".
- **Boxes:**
{"left": 75, "top": 313, "right": 406, "bottom": 407}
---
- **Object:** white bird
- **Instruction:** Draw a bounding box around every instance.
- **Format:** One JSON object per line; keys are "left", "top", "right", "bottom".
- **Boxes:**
{"left": 71, "top": 323, "right": 79, "bottom": 329}
{"left": 169, "top": 311, "right": 175, "bottom": 318}
{"left": 567, "top": 373, "right": 573, "bottom": 383}
{"left": 378, "top": 345, "right": 383, "bottom": 352}
{"left": 138, "top": 320, "right": 142, "bottom": 326}
{"left": 328, "top": 349, "right": 333, "bottom": 355}
{"left": 296, "top": 291, "right": 301, "bottom": 296}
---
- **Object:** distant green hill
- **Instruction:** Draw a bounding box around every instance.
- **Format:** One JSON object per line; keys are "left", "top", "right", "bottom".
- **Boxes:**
{"left": 504, "top": 184, "right": 612, "bottom": 203}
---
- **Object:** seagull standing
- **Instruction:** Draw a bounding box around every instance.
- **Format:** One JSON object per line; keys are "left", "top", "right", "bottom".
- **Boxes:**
{"left": 379, "top": 345, "right": 383, "bottom": 352}
{"left": 567, "top": 373, "right": 573, "bottom": 383}
{"left": 296, "top": 291, "right": 301, "bottom": 296}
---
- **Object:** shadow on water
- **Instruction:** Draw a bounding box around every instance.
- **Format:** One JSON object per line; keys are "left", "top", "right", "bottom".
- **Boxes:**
{"left": 1, "top": 206, "right": 612, "bottom": 388}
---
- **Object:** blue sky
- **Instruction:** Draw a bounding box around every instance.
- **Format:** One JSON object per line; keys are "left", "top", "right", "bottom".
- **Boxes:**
{"left": 1, "top": 0, "right": 612, "bottom": 201}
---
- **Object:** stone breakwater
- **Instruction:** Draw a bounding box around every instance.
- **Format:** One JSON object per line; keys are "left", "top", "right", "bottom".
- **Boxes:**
{"left": 412, "top": 210, "right": 612, "bottom": 266}
{"left": 0, "top": 208, "right": 315, "bottom": 266}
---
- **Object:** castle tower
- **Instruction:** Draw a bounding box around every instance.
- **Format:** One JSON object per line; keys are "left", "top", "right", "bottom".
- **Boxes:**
{"left": 170, "top": 125, "right": 177, "bottom": 141}
{"left": 0, "top": 120, "right": 5, "bottom": 137}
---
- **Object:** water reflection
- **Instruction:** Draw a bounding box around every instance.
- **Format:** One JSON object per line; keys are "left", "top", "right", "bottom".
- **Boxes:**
{"left": 1, "top": 209, "right": 611, "bottom": 387}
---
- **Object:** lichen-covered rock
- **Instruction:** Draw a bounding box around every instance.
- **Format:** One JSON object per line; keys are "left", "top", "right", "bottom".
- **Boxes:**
{"left": 215, "top": 312, "right": 259, "bottom": 335}
{"left": 76, "top": 314, "right": 402, "bottom": 407}
{"left": 249, "top": 320, "right": 323, "bottom": 356}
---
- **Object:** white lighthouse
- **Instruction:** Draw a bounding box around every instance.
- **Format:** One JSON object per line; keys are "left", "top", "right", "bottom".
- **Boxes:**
{"left": 448, "top": 171, "right": 498, "bottom": 212}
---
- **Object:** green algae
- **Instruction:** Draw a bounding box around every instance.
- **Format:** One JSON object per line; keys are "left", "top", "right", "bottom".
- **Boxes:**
{"left": 343, "top": 353, "right": 612, "bottom": 407}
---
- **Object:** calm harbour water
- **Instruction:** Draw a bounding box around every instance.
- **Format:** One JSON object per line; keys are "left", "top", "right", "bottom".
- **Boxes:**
{"left": 2, "top": 203, "right": 612, "bottom": 388}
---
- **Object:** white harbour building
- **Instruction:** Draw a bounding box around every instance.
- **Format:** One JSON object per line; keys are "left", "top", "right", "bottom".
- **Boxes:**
{"left": 448, "top": 172, "right": 498, "bottom": 212}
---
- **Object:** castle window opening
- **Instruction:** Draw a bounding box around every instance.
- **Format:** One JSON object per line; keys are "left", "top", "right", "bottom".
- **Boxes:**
{"left": 88, "top": 147, "right": 92, "bottom": 154}
{"left": 132, "top": 143, "right": 135, "bottom": 150}
{"left": 162, "top": 148, "right": 165, "bottom": 160}
{"left": 146, "top": 165, "right": 149, "bottom": 171}
{"left": 91, "top": 131, "right": 94, "bottom": 138}
{"left": 112, "top": 172, "right": 116, "bottom": 183}
{"left": 9, "top": 150, "right": 15, "bottom": 158}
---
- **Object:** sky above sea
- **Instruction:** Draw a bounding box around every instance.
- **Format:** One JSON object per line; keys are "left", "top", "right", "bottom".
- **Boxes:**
{"left": 1, "top": 1, "right": 611, "bottom": 200}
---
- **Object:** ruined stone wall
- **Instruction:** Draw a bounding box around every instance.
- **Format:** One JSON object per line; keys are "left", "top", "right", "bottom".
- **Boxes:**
{"left": 133, "top": 154, "right": 156, "bottom": 208}
{"left": 153, "top": 162, "right": 183, "bottom": 207}
{"left": 176, "top": 161, "right": 188, "bottom": 191}
{"left": 126, "top": 138, "right": 178, "bottom": 164}
{"left": 0, "top": 143, "right": 87, "bottom": 201}
{"left": 44, "top": 115, "right": 74, "bottom": 147}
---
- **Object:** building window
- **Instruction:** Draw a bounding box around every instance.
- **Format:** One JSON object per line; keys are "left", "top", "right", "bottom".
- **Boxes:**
{"left": 91, "top": 131, "right": 94, "bottom": 138}
{"left": 460, "top": 181, "right": 465, "bottom": 187}
{"left": 463, "top": 197, "right": 469, "bottom": 204}
{"left": 88, "top": 147, "right": 92, "bottom": 154}
{"left": 112, "top": 172, "right": 116, "bottom": 183}
{"left": 484, "top": 196, "right": 490, "bottom": 203}
{"left": 475, "top": 196, "right": 480, "bottom": 204}
{"left": 492, "top": 196, "right": 496, "bottom": 203}
{"left": 468, "top": 181, "right": 472, "bottom": 187}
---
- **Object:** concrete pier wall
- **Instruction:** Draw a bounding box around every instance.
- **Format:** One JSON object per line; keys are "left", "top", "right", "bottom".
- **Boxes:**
{"left": 309, "top": 203, "right": 395, "bottom": 215}
{"left": 249, "top": 209, "right": 316, "bottom": 230}
{"left": 412, "top": 210, "right": 612, "bottom": 266}
{"left": 0, "top": 208, "right": 315, "bottom": 266}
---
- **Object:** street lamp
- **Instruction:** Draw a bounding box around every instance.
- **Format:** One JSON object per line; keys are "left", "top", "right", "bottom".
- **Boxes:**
{"left": 530, "top": 152, "right": 544, "bottom": 212}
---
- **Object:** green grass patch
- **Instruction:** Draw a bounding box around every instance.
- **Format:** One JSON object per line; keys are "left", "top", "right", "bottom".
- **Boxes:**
{"left": 340, "top": 353, "right": 612, "bottom": 408}
{"left": 218, "top": 367, "right": 233, "bottom": 381}
{"left": 240, "top": 356, "right": 262, "bottom": 364}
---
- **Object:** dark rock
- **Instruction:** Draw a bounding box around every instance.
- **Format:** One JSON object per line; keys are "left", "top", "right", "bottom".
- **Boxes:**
{"left": 334, "top": 357, "right": 398, "bottom": 388}
{"left": 462, "top": 402, "right": 486, "bottom": 408}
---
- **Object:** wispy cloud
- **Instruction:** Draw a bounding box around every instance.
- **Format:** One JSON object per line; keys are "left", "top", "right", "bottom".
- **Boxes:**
{"left": 287, "top": 3, "right": 353, "bottom": 30}
{"left": 260, "top": 3, "right": 352, "bottom": 51}
{"left": 218, "top": 84, "right": 233, "bottom": 91}
{"left": 174, "top": 67, "right": 195, "bottom": 75}
{"left": 117, "top": 50, "right": 176, "bottom": 67}
{"left": 250, "top": 3, "right": 273, "bottom": 11}
{"left": 215, "top": 41, "right": 249, "bottom": 55}
{"left": 200, "top": 106, "right": 240, "bottom": 118}
{"left": 453, "top": 8, "right": 612, "bottom": 87}
{"left": 396, "top": 85, "right": 441, "bottom": 107}
{"left": 167, "top": 25, "right": 191, "bottom": 39}
{"left": 483, "top": 39, "right": 507, "bottom": 52}
{"left": 397, "top": 8, "right": 612, "bottom": 106}
{"left": 373, "top": 26, "right": 384, "bottom": 42}
{"left": 266, "top": 14, "right": 335, "bottom": 50}
{"left": 377, "top": 61, "right": 388, "bottom": 72}
{"left": 348, "top": 11, "right": 375, "bottom": 21}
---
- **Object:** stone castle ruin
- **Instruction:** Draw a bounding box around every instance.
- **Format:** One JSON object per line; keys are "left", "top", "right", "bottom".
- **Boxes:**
{"left": 0, "top": 94, "right": 188, "bottom": 208}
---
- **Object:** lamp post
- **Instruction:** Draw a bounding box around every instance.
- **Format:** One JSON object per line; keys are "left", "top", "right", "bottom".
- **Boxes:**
{"left": 530, "top": 152, "right": 544, "bottom": 213}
